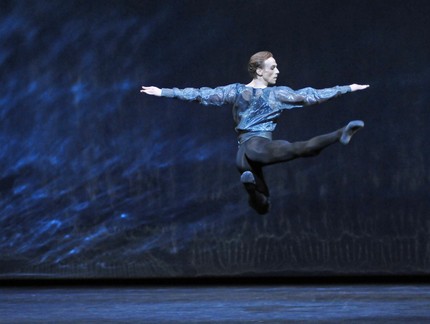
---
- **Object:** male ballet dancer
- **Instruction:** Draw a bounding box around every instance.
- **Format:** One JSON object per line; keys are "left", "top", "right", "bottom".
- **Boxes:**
{"left": 141, "top": 51, "right": 369, "bottom": 214}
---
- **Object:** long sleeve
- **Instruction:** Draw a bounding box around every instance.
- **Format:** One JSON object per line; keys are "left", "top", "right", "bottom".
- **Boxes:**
{"left": 274, "top": 85, "right": 351, "bottom": 110}
{"left": 161, "top": 84, "right": 238, "bottom": 107}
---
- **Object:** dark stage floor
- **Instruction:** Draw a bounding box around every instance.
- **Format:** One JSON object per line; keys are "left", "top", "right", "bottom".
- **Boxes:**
{"left": 1, "top": 284, "right": 430, "bottom": 323}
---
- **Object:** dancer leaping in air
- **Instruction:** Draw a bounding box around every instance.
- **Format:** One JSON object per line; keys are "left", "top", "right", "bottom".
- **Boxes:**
{"left": 140, "top": 51, "right": 369, "bottom": 214}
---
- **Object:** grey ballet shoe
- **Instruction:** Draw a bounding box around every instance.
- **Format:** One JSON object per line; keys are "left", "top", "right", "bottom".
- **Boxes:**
{"left": 340, "top": 120, "right": 364, "bottom": 145}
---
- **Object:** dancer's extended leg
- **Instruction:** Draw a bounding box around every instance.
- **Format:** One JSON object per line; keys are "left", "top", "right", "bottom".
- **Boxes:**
{"left": 244, "top": 120, "right": 364, "bottom": 165}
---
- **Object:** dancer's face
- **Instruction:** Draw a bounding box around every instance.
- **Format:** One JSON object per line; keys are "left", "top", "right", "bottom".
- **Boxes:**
{"left": 259, "top": 57, "right": 280, "bottom": 85}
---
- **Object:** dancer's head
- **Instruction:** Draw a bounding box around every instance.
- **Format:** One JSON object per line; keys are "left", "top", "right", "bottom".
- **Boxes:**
{"left": 248, "top": 51, "right": 279, "bottom": 85}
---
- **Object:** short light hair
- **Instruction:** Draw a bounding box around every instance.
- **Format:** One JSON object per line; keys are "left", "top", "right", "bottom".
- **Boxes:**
{"left": 248, "top": 51, "right": 273, "bottom": 78}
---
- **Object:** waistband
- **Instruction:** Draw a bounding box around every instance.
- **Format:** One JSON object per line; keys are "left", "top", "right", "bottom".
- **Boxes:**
{"left": 238, "top": 131, "right": 272, "bottom": 145}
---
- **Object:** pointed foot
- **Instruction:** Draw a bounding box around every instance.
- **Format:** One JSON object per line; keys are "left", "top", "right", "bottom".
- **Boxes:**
{"left": 340, "top": 120, "right": 364, "bottom": 145}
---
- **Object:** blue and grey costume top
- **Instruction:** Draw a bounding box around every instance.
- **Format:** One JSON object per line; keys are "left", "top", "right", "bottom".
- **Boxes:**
{"left": 161, "top": 84, "right": 351, "bottom": 144}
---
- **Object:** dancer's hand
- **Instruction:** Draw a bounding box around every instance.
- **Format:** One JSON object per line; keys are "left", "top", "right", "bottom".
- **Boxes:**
{"left": 140, "top": 86, "right": 162, "bottom": 96}
{"left": 349, "top": 84, "right": 370, "bottom": 92}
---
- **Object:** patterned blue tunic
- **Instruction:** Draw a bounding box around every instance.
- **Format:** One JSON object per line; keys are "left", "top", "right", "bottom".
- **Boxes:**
{"left": 161, "top": 83, "right": 351, "bottom": 141}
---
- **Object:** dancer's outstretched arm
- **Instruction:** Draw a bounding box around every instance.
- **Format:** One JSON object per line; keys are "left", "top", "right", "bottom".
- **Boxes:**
{"left": 275, "top": 83, "right": 369, "bottom": 109}
{"left": 140, "top": 84, "right": 238, "bottom": 107}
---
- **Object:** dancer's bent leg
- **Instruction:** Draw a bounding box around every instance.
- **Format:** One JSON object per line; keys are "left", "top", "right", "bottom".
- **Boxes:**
{"left": 236, "top": 144, "right": 270, "bottom": 214}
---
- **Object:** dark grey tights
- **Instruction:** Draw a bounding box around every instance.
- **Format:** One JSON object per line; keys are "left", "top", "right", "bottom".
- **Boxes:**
{"left": 236, "top": 128, "right": 342, "bottom": 214}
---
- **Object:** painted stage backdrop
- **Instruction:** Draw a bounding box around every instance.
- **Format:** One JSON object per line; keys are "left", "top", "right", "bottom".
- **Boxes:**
{"left": 1, "top": 0, "right": 429, "bottom": 279}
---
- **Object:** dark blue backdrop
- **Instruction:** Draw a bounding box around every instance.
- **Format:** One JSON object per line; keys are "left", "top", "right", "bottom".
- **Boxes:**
{"left": 1, "top": 0, "right": 429, "bottom": 278}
